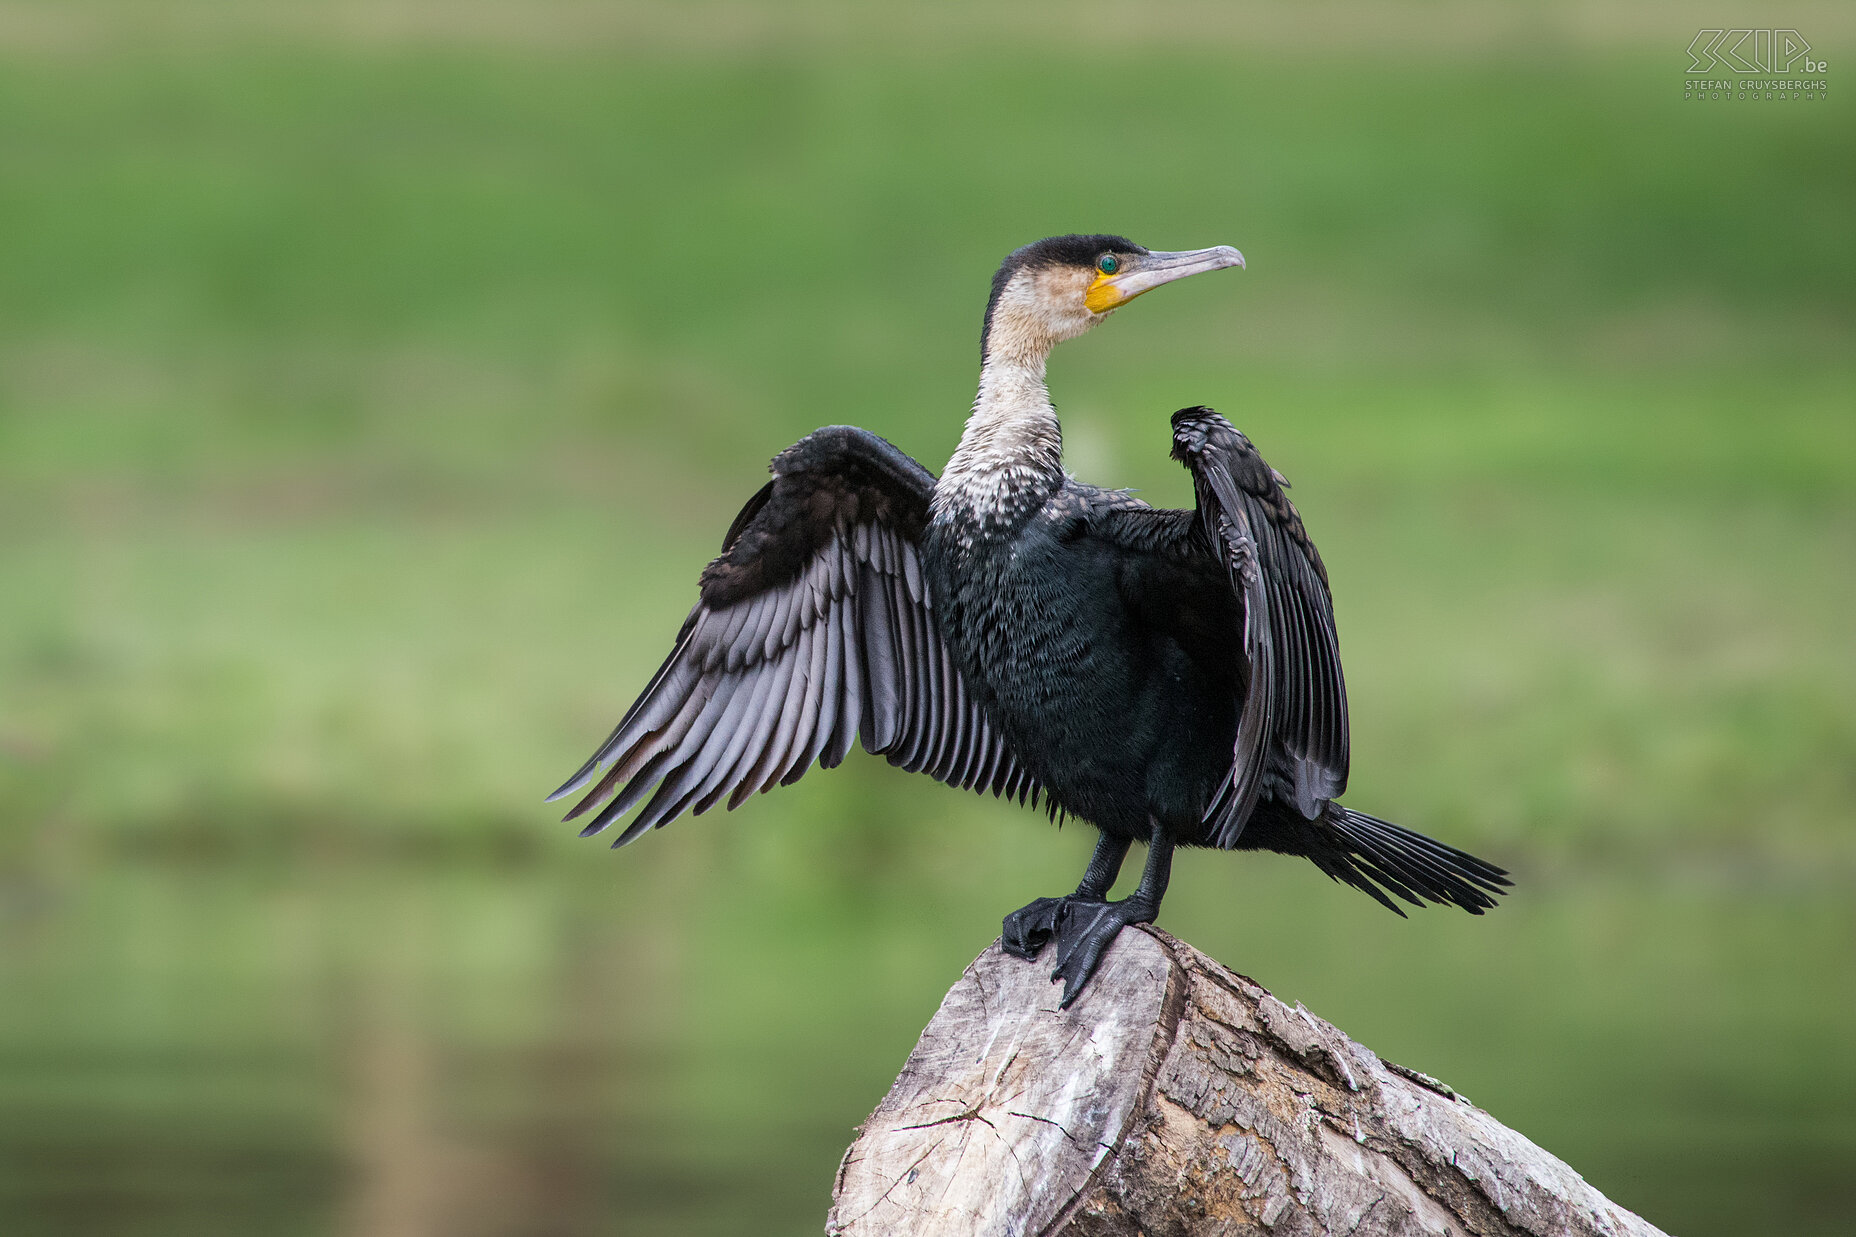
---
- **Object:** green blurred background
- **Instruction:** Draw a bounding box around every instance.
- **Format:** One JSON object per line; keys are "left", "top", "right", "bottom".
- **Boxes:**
{"left": 1, "top": 2, "right": 1852, "bottom": 1234}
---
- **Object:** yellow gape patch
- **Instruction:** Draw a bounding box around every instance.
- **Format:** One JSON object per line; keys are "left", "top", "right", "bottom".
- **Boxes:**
{"left": 1084, "top": 272, "right": 1126, "bottom": 313}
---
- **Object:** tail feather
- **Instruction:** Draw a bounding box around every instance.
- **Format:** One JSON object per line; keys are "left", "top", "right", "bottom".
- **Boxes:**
{"left": 1320, "top": 806, "right": 1510, "bottom": 914}
{"left": 1337, "top": 816, "right": 1499, "bottom": 910}
{"left": 1304, "top": 846, "right": 1413, "bottom": 917}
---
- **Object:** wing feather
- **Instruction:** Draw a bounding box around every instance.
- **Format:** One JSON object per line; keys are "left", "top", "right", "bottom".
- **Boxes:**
{"left": 754, "top": 629, "right": 816, "bottom": 792}
{"left": 1171, "top": 406, "right": 1349, "bottom": 847}
{"left": 823, "top": 590, "right": 862, "bottom": 768}
{"left": 728, "top": 651, "right": 802, "bottom": 809}
{"left": 694, "top": 664, "right": 784, "bottom": 815}
{"left": 554, "top": 426, "right": 1041, "bottom": 842}
{"left": 857, "top": 562, "right": 901, "bottom": 754}
{"left": 777, "top": 616, "right": 832, "bottom": 786}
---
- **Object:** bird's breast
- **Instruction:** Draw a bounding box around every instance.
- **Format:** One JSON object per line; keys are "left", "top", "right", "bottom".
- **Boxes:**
{"left": 922, "top": 513, "right": 1159, "bottom": 828}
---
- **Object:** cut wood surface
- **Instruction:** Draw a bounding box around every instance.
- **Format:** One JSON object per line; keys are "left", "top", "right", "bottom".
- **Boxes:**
{"left": 828, "top": 927, "right": 1668, "bottom": 1237}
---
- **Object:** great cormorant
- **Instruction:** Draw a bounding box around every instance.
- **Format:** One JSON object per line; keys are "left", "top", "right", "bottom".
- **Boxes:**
{"left": 551, "top": 234, "right": 1509, "bottom": 1005}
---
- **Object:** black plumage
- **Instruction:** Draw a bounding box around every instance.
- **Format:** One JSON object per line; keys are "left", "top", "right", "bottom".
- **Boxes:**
{"left": 552, "top": 235, "right": 1508, "bottom": 1004}
{"left": 552, "top": 427, "right": 1038, "bottom": 848}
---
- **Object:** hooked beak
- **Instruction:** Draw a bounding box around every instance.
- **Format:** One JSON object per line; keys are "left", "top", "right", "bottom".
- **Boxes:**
{"left": 1085, "top": 245, "right": 1245, "bottom": 313}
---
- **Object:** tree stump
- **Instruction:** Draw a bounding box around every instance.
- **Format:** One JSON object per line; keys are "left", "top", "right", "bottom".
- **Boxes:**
{"left": 828, "top": 927, "right": 1668, "bottom": 1237}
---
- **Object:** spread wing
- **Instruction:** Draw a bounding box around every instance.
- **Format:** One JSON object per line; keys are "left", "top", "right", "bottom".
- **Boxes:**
{"left": 549, "top": 425, "right": 1039, "bottom": 846}
{"left": 1169, "top": 406, "right": 1349, "bottom": 848}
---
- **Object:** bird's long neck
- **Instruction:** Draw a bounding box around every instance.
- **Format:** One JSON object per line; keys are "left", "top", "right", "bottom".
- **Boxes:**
{"left": 934, "top": 347, "right": 1064, "bottom": 533}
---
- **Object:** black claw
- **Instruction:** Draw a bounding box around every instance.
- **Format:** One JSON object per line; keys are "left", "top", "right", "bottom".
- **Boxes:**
{"left": 1050, "top": 899, "right": 1130, "bottom": 1007}
{"left": 1001, "top": 893, "right": 1158, "bottom": 1007}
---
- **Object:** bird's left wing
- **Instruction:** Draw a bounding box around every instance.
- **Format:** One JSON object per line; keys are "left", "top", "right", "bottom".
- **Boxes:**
{"left": 549, "top": 426, "right": 1038, "bottom": 847}
{"left": 1169, "top": 406, "right": 1350, "bottom": 847}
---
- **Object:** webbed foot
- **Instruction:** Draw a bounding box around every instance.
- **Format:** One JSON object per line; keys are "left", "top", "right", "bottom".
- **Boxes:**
{"left": 1001, "top": 829, "right": 1173, "bottom": 1007}
{"left": 1001, "top": 896, "right": 1067, "bottom": 959}
{"left": 1048, "top": 897, "right": 1153, "bottom": 1008}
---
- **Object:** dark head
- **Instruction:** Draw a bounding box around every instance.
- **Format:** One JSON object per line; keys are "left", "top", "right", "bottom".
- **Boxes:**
{"left": 981, "top": 234, "right": 1245, "bottom": 363}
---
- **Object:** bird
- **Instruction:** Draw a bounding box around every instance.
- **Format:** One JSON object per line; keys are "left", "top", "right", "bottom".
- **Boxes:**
{"left": 550, "top": 233, "right": 1509, "bottom": 1006}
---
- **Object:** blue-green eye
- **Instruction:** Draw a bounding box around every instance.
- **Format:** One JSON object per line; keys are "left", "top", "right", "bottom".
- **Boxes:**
{"left": 1097, "top": 254, "right": 1119, "bottom": 275}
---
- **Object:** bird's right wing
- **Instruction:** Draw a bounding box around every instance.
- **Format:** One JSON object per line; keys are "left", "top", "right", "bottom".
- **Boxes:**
{"left": 549, "top": 426, "right": 1039, "bottom": 847}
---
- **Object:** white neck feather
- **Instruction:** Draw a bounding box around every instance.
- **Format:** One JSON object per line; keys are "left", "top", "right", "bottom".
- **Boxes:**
{"left": 931, "top": 265, "right": 1104, "bottom": 531}
{"left": 934, "top": 351, "right": 1063, "bottom": 528}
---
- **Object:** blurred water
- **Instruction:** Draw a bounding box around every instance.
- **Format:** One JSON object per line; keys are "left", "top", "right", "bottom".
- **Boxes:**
{"left": 2, "top": 843, "right": 1850, "bottom": 1237}
{"left": 1, "top": 13, "right": 1851, "bottom": 1237}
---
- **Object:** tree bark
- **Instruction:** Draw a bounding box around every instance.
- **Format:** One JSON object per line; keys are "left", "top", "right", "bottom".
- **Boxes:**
{"left": 828, "top": 927, "right": 1668, "bottom": 1237}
